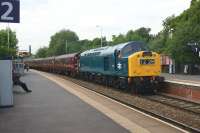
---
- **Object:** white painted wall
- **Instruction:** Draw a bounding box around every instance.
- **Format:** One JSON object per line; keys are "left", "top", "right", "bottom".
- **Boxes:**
{"left": 0, "top": 60, "right": 13, "bottom": 107}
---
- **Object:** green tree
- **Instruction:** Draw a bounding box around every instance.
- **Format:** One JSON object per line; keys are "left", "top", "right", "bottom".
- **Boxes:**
{"left": 191, "top": 0, "right": 199, "bottom": 6}
{"left": 90, "top": 37, "right": 107, "bottom": 48}
{"left": 79, "top": 39, "right": 92, "bottom": 51}
{"left": 148, "top": 16, "right": 175, "bottom": 53}
{"left": 149, "top": 0, "right": 200, "bottom": 64}
{"left": 48, "top": 29, "right": 79, "bottom": 56}
{"left": 0, "top": 28, "right": 18, "bottom": 58}
{"left": 165, "top": 1, "right": 200, "bottom": 63}
{"left": 35, "top": 47, "right": 48, "bottom": 58}
{"left": 112, "top": 27, "right": 152, "bottom": 45}
{"left": 112, "top": 34, "right": 126, "bottom": 45}
{"left": 67, "top": 41, "right": 82, "bottom": 53}
{"left": 149, "top": 31, "right": 168, "bottom": 53}
{"left": 127, "top": 27, "right": 152, "bottom": 42}
{"left": 90, "top": 38, "right": 101, "bottom": 48}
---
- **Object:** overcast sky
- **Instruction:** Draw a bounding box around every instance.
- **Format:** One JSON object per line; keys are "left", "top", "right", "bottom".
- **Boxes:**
{"left": 0, "top": 0, "right": 191, "bottom": 53}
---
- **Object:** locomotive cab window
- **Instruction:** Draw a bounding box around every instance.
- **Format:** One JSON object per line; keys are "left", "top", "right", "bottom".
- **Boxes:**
{"left": 121, "top": 43, "right": 147, "bottom": 57}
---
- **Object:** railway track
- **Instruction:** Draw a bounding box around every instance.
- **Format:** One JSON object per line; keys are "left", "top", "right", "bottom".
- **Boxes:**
{"left": 57, "top": 75, "right": 200, "bottom": 133}
{"left": 144, "top": 94, "right": 200, "bottom": 115}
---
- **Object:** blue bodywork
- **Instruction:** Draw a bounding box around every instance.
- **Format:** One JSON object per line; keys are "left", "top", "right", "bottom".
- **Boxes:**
{"left": 79, "top": 41, "right": 147, "bottom": 77}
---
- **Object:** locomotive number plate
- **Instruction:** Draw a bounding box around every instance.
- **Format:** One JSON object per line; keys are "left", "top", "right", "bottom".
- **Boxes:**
{"left": 140, "top": 59, "right": 155, "bottom": 65}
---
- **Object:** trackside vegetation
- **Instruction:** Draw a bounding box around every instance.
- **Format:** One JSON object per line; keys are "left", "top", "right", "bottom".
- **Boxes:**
{"left": 0, "top": 28, "right": 18, "bottom": 59}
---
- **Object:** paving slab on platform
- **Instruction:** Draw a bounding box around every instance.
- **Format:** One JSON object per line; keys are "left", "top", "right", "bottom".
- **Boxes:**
{"left": 35, "top": 71, "right": 187, "bottom": 133}
{"left": 162, "top": 73, "right": 200, "bottom": 86}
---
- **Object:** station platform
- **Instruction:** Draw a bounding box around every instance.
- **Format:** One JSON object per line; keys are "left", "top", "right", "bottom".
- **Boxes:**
{"left": 0, "top": 71, "right": 187, "bottom": 133}
{"left": 161, "top": 73, "right": 200, "bottom": 102}
{"left": 161, "top": 73, "right": 200, "bottom": 86}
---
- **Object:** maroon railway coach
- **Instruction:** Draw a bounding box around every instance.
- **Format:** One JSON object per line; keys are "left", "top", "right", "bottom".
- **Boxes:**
{"left": 26, "top": 53, "right": 80, "bottom": 76}
{"left": 54, "top": 53, "right": 80, "bottom": 76}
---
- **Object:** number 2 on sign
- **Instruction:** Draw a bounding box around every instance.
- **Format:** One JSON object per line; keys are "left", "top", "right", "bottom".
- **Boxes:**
{"left": 1, "top": 2, "right": 14, "bottom": 21}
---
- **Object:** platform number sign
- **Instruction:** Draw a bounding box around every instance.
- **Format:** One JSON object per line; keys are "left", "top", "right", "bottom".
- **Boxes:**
{"left": 0, "top": 0, "right": 20, "bottom": 23}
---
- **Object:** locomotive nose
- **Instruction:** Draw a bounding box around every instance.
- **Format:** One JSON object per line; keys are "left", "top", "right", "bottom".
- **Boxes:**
{"left": 128, "top": 51, "right": 161, "bottom": 77}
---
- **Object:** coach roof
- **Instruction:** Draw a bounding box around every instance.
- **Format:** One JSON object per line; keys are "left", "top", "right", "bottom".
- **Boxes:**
{"left": 55, "top": 53, "right": 79, "bottom": 60}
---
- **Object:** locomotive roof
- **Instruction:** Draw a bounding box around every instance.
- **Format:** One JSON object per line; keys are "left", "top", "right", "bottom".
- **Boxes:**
{"left": 80, "top": 41, "right": 144, "bottom": 57}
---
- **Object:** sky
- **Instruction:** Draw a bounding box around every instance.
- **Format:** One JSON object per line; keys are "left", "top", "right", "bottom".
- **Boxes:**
{"left": 0, "top": 0, "right": 191, "bottom": 53}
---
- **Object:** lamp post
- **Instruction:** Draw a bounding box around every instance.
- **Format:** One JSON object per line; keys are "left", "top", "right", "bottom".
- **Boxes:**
{"left": 66, "top": 40, "right": 68, "bottom": 54}
{"left": 169, "top": 28, "right": 174, "bottom": 39}
{"left": 7, "top": 24, "right": 10, "bottom": 49}
{"left": 96, "top": 25, "right": 103, "bottom": 47}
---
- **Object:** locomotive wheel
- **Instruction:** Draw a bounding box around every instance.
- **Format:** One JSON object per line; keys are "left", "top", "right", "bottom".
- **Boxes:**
{"left": 140, "top": 78, "right": 154, "bottom": 95}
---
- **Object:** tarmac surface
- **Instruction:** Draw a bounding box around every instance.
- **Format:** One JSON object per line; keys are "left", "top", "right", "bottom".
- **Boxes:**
{"left": 0, "top": 71, "right": 188, "bottom": 133}
{"left": 0, "top": 72, "right": 130, "bottom": 133}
